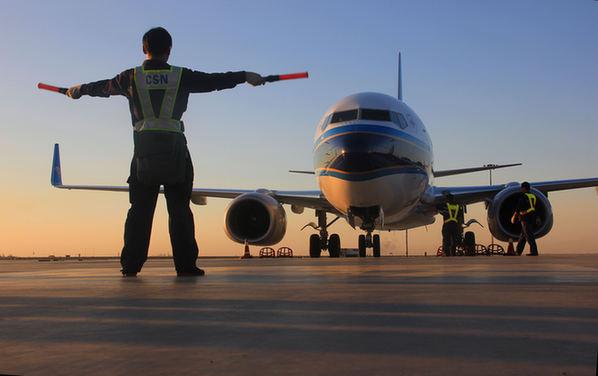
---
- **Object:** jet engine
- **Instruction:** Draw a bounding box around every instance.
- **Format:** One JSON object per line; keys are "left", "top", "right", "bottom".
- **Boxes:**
{"left": 224, "top": 192, "right": 287, "bottom": 245}
{"left": 487, "top": 185, "right": 553, "bottom": 242}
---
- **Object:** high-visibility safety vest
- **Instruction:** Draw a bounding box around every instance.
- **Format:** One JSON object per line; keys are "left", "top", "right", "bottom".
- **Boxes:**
{"left": 444, "top": 203, "right": 460, "bottom": 224}
{"left": 132, "top": 65, "right": 187, "bottom": 186}
{"left": 522, "top": 192, "right": 537, "bottom": 215}
{"left": 133, "top": 66, "right": 183, "bottom": 133}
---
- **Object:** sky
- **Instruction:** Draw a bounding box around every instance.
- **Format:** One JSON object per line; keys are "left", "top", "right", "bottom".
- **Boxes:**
{"left": 0, "top": 0, "right": 597, "bottom": 257}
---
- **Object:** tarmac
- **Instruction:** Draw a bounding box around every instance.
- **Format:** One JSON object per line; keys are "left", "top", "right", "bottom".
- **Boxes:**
{"left": 1, "top": 255, "right": 597, "bottom": 376}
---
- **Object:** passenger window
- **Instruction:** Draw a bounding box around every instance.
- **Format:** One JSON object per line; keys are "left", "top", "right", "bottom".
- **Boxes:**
{"left": 360, "top": 109, "right": 390, "bottom": 121}
{"left": 391, "top": 112, "right": 409, "bottom": 129}
{"left": 330, "top": 109, "right": 358, "bottom": 123}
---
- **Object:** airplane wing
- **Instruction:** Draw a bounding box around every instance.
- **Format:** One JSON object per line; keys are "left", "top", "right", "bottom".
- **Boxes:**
{"left": 51, "top": 144, "right": 334, "bottom": 211}
{"left": 428, "top": 178, "right": 598, "bottom": 206}
{"left": 190, "top": 188, "right": 333, "bottom": 211}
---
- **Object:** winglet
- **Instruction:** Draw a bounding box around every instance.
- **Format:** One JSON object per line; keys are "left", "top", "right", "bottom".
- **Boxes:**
{"left": 51, "top": 143, "right": 63, "bottom": 187}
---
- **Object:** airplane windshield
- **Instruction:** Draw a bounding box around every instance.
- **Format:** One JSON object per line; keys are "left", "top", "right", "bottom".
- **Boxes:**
{"left": 330, "top": 109, "right": 358, "bottom": 123}
{"left": 391, "top": 112, "right": 409, "bottom": 129}
{"left": 360, "top": 109, "right": 390, "bottom": 122}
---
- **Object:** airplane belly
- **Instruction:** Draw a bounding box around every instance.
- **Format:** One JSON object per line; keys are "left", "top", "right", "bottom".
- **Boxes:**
{"left": 318, "top": 172, "right": 428, "bottom": 220}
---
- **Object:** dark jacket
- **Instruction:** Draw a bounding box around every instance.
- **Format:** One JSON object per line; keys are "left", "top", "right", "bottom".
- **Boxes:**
{"left": 437, "top": 204, "right": 465, "bottom": 224}
{"left": 516, "top": 192, "right": 537, "bottom": 219}
{"left": 80, "top": 59, "right": 247, "bottom": 127}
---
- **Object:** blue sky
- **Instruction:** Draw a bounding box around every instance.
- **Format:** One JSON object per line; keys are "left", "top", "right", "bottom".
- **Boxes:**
{"left": 0, "top": 0, "right": 597, "bottom": 256}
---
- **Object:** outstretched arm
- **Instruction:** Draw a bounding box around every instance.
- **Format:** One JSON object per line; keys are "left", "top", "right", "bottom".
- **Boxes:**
{"left": 66, "top": 69, "right": 133, "bottom": 99}
{"left": 184, "top": 69, "right": 264, "bottom": 93}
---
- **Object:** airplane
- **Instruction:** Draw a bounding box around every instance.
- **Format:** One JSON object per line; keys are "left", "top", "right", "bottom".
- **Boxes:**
{"left": 50, "top": 54, "right": 598, "bottom": 257}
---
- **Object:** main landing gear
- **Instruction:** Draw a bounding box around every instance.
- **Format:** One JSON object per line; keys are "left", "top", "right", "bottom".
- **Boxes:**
{"left": 304, "top": 210, "right": 341, "bottom": 258}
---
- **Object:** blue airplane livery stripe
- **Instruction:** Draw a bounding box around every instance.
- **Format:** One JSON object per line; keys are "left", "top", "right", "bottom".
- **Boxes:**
{"left": 315, "top": 124, "right": 431, "bottom": 152}
{"left": 317, "top": 166, "right": 428, "bottom": 182}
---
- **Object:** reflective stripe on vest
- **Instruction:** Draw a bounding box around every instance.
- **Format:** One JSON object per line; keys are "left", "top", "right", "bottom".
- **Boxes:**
{"left": 523, "top": 193, "right": 537, "bottom": 215}
{"left": 444, "top": 203, "right": 460, "bottom": 224}
{"left": 133, "top": 66, "right": 183, "bottom": 133}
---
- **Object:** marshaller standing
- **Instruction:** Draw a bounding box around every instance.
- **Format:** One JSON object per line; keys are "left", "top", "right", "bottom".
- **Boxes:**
{"left": 64, "top": 27, "right": 266, "bottom": 276}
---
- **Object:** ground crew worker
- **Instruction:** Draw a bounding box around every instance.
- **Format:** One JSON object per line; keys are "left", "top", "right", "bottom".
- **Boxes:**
{"left": 65, "top": 27, "right": 266, "bottom": 277}
{"left": 514, "top": 181, "right": 539, "bottom": 256}
{"left": 439, "top": 194, "right": 461, "bottom": 257}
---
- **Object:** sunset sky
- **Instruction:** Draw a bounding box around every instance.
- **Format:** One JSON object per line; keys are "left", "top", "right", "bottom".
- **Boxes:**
{"left": 1, "top": 0, "right": 597, "bottom": 257}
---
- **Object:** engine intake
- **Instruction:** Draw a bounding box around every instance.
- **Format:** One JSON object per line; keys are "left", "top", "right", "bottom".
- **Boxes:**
{"left": 487, "top": 186, "right": 553, "bottom": 242}
{"left": 224, "top": 192, "right": 287, "bottom": 245}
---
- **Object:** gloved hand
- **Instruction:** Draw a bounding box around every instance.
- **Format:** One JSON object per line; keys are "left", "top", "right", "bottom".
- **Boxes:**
{"left": 66, "top": 85, "right": 82, "bottom": 99}
{"left": 245, "top": 72, "right": 265, "bottom": 86}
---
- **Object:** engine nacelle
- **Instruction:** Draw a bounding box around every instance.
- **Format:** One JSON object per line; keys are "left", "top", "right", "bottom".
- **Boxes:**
{"left": 487, "top": 186, "right": 553, "bottom": 242}
{"left": 224, "top": 192, "right": 287, "bottom": 245}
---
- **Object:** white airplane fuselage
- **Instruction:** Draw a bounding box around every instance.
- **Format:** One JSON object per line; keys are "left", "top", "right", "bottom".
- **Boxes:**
{"left": 314, "top": 92, "right": 435, "bottom": 230}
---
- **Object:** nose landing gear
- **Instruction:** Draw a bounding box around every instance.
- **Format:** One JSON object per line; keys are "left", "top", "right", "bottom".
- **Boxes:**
{"left": 358, "top": 231, "right": 381, "bottom": 257}
{"left": 350, "top": 206, "right": 382, "bottom": 257}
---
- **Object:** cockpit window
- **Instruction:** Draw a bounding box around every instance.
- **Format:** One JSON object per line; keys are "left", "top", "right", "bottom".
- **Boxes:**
{"left": 330, "top": 109, "right": 358, "bottom": 123}
{"left": 391, "top": 112, "right": 409, "bottom": 129}
{"left": 319, "top": 114, "right": 332, "bottom": 131}
{"left": 360, "top": 109, "right": 390, "bottom": 122}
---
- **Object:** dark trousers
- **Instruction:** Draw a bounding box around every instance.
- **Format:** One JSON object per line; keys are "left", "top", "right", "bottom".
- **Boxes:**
{"left": 120, "top": 158, "right": 199, "bottom": 272}
{"left": 516, "top": 217, "right": 538, "bottom": 255}
{"left": 442, "top": 222, "right": 459, "bottom": 256}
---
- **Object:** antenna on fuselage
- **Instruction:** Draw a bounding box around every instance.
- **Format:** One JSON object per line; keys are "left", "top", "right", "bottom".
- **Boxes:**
{"left": 397, "top": 52, "right": 403, "bottom": 101}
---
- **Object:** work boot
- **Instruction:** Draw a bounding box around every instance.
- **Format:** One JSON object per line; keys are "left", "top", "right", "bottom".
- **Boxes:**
{"left": 121, "top": 269, "right": 138, "bottom": 277}
{"left": 177, "top": 267, "right": 206, "bottom": 277}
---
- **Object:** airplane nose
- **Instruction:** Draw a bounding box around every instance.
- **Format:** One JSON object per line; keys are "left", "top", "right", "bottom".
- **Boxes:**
{"left": 314, "top": 131, "right": 429, "bottom": 216}
{"left": 316, "top": 133, "right": 402, "bottom": 176}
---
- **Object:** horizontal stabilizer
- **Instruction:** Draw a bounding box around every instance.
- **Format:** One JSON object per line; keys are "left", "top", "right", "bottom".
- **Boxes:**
{"left": 289, "top": 170, "right": 315, "bottom": 175}
{"left": 434, "top": 163, "right": 521, "bottom": 178}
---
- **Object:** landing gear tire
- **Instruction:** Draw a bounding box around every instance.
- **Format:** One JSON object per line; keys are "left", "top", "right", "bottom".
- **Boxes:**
{"left": 309, "top": 234, "right": 321, "bottom": 258}
{"left": 358, "top": 235, "right": 366, "bottom": 257}
{"left": 463, "top": 231, "right": 476, "bottom": 256}
{"left": 328, "top": 234, "right": 341, "bottom": 258}
{"left": 372, "top": 234, "right": 381, "bottom": 257}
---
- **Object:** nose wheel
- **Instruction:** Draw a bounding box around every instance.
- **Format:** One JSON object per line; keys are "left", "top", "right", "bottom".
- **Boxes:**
{"left": 358, "top": 232, "right": 381, "bottom": 257}
{"left": 305, "top": 210, "right": 341, "bottom": 258}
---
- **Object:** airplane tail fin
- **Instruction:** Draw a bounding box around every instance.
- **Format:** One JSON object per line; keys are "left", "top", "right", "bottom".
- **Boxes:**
{"left": 397, "top": 52, "right": 403, "bottom": 101}
{"left": 51, "top": 143, "right": 63, "bottom": 187}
